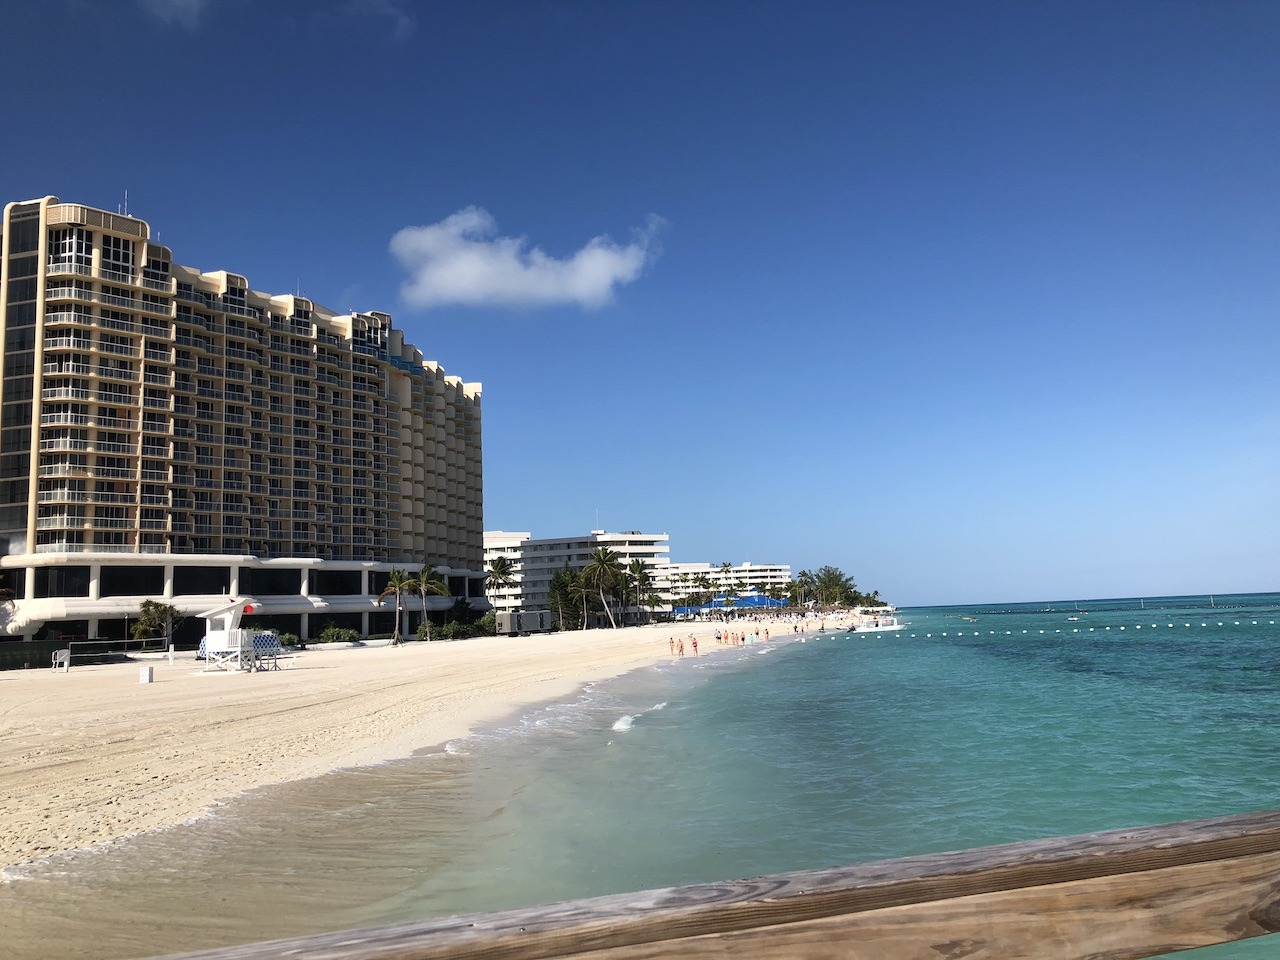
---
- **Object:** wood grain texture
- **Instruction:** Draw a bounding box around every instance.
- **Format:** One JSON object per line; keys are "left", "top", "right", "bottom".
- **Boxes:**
{"left": 148, "top": 808, "right": 1280, "bottom": 960}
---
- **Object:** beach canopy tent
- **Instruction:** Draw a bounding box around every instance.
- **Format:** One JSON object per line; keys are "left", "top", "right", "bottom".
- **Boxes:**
{"left": 673, "top": 594, "right": 789, "bottom": 615}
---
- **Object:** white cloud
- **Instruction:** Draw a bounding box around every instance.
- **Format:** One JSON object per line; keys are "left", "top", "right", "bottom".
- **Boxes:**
{"left": 390, "top": 208, "right": 663, "bottom": 311}
{"left": 347, "top": 0, "right": 416, "bottom": 41}
{"left": 137, "top": 0, "right": 207, "bottom": 29}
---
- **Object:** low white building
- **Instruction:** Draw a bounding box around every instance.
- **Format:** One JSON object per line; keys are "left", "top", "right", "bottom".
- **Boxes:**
{"left": 483, "top": 530, "right": 670, "bottom": 616}
{"left": 653, "top": 561, "right": 793, "bottom": 605}
{"left": 484, "top": 530, "right": 792, "bottom": 619}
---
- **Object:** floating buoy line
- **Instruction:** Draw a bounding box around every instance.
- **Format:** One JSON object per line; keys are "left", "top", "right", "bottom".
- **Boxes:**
{"left": 909, "top": 620, "right": 1277, "bottom": 638}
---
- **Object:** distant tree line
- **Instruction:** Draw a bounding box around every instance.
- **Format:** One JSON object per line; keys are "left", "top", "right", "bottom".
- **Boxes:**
{"left": 788, "top": 566, "right": 881, "bottom": 608}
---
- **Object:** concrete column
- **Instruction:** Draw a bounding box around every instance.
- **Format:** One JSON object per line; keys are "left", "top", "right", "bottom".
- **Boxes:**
{"left": 163, "top": 565, "right": 174, "bottom": 599}
{"left": 89, "top": 564, "right": 101, "bottom": 601}
{"left": 360, "top": 611, "right": 369, "bottom": 637}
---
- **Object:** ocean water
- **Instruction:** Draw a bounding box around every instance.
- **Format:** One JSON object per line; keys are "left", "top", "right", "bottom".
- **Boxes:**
{"left": 4, "top": 593, "right": 1280, "bottom": 959}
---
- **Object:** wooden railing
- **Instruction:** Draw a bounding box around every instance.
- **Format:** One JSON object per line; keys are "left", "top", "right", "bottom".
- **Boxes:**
{"left": 152, "top": 809, "right": 1280, "bottom": 960}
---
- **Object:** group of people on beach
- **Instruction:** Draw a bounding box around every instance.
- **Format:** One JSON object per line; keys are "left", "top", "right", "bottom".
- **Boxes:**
{"left": 666, "top": 625, "right": 779, "bottom": 660}
{"left": 668, "top": 635, "right": 699, "bottom": 658}
{"left": 715, "top": 627, "right": 768, "bottom": 646}
{"left": 665, "top": 612, "right": 848, "bottom": 663}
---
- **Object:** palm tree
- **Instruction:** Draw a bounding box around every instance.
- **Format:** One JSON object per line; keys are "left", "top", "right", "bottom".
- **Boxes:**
{"left": 792, "top": 569, "right": 817, "bottom": 607}
{"left": 627, "top": 559, "right": 653, "bottom": 624}
{"left": 549, "top": 563, "right": 580, "bottom": 630}
{"left": 580, "top": 547, "right": 623, "bottom": 629}
{"left": 814, "top": 565, "right": 856, "bottom": 608}
{"left": 417, "top": 561, "right": 451, "bottom": 640}
{"left": 486, "top": 555, "right": 517, "bottom": 595}
{"left": 378, "top": 568, "right": 419, "bottom": 645}
{"left": 571, "top": 574, "right": 594, "bottom": 629}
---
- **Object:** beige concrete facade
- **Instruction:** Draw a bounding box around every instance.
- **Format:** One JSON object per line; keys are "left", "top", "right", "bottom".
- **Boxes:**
{"left": 0, "top": 197, "right": 483, "bottom": 642}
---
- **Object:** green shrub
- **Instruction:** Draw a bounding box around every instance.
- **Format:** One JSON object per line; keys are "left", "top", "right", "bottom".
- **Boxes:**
{"left": 476, "top": 611, "right": 497, "bottom": 636}
{"left": 316, "top": 625, "right": 361, "bottom": 644}
{"left": 435, "top": 621, "right": 471, "bottom": 641}
{"left": 278, "top": 632, "right": 302, "bottom": 649}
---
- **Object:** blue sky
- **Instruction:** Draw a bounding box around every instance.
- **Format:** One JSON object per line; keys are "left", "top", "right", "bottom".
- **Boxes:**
{"left": 2, "top": 1, "right": 1276, "bottom": 605}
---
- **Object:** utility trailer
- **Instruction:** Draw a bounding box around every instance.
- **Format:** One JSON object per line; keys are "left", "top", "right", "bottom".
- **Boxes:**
{"left": 496, "top": 610, "right": 554, "bottom": 636}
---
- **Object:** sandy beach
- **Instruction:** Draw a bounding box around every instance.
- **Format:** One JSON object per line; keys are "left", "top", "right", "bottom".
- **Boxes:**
{"left": 0, "top": 618, "right": 815, "bottom": 874}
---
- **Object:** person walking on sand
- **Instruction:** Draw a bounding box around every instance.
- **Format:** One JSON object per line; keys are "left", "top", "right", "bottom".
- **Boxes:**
{"left": 691, "top": 637, "right": 699, "bottom": 656}
{"left": 669, "top": 637, "right": 675, "bottom": 655}
{"left": 677, "top": 638, "right": 685, "bottom": 658}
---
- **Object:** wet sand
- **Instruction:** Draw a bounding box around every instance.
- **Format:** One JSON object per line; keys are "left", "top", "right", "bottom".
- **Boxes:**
{"left": 0, "top": 620, "right": 807, "bottom": 873}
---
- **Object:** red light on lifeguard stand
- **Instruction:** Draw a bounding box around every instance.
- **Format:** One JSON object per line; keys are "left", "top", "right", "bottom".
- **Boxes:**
{"left": 243, "top": 604, "right": 254, "bottom": 614}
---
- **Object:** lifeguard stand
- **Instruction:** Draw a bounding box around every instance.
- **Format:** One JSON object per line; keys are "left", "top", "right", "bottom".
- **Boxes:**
{"left": 198, "top": 597, "right": 279, "bottom": 671}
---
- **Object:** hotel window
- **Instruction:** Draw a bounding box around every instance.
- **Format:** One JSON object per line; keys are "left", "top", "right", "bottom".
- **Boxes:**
{"left": 142, "top": 257, "right": 170, "bottom": 286}
{"left": 101, "top": 235, "right": 135, "bottom": 277}
{"left": 49, "top": 228, "right": 92, "bottom": 267}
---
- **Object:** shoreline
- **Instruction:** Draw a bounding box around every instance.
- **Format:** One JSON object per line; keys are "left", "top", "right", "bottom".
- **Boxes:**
{"left": 0, "top": 616, "right": 830, "bottom": 875}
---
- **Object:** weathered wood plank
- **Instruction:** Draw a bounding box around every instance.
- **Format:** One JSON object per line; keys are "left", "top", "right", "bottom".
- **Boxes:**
{"left": 149, "top": 808, "right": 1280, "bottom": 960}
{"left": 560, "top": 851, "right": 1280, "bottom": 960}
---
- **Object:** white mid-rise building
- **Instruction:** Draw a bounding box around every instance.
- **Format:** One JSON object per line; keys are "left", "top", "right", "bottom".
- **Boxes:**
{"left": 653, "top": 561, "right": 793, "bottom": 604}
{"left": 484, "top": 530, "right": 792, "bottom": 618}
{"left": 483, "top": 530, "right": 670, "bottom": 615}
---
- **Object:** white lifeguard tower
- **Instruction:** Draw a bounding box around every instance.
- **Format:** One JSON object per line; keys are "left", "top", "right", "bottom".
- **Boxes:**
{"left": 198, "top": 597, "right": 281, "bottom": 671}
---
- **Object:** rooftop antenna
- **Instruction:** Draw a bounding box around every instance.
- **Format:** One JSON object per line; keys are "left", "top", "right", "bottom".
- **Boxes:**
{"left": 123, "top": 189, "right": 129, "bottom": 217}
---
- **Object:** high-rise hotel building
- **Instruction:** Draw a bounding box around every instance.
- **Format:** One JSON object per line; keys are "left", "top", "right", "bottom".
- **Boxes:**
{"left": 0, "top": 196, "right": 483, "bottom": 648}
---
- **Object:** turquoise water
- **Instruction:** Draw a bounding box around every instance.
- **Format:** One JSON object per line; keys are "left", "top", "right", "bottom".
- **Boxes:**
{"left": 4, "top": 593, "right": 1280, "bottom": 958}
